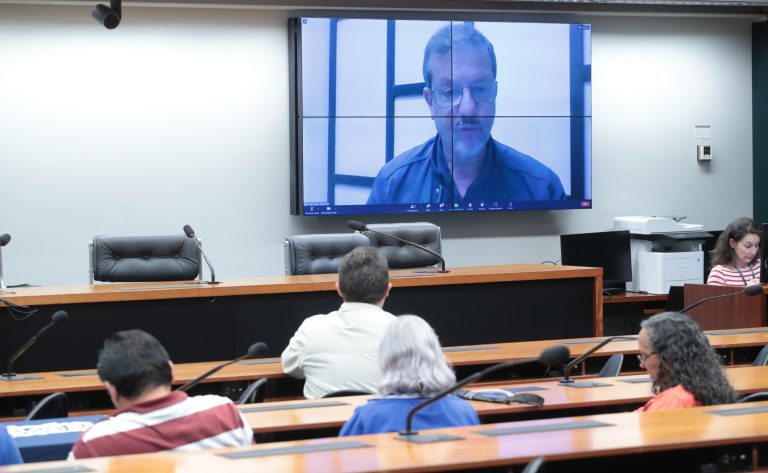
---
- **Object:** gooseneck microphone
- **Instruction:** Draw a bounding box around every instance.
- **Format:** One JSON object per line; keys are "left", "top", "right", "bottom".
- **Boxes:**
{"left": 558, "top": 336, "right": 637, "bottom": 384}
{"left": 397, "top": 345, "right": 570, "bottom": 440}
{"left": 0, "top": 233, "right": 10, "bottom": 290}
{"left": 182, "top": 225, "right": 221, "bottom": 285}
{"left": 680, "top": 284, "right": 764, "bottom": 314}
{"left": 176, "top": 342, "right": 268, "bottom": 392}
{"left": 347, "top": 220, "right": 449, "bottom": 273}
{"left": 2, "top": 310, "right": 69, "bottom": 381}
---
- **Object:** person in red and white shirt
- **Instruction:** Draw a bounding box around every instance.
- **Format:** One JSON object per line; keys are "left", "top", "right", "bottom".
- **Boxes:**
{"left": 69, "top": 330, "right": 252, "bottom": 459}
{"left": 707, "top": 217, "right": 762, "bottom": 286}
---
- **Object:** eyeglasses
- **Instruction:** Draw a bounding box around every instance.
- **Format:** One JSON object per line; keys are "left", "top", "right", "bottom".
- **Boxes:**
{"left": 637, "top": 351, "right": 657, "bottom": 362}
{"left": 430, "top": 82, "right": 497, "bottom": 108}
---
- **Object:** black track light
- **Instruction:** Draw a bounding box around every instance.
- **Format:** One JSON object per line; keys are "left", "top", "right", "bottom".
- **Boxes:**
{"left": 91, "top": 0, "right": 121, "bottom": 30}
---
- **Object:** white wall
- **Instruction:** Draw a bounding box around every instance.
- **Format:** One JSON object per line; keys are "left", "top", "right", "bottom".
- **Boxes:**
{"left": 0, "top": 5, "right": 754, "bottom": 285}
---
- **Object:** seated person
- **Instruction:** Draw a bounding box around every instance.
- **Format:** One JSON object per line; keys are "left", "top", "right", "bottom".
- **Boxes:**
{"left": 282, "top": 246, "right": 396, "bottom": 399}
{"left": 339, "top": 315, "right": 479, "bottom": 436}
{"left": 636, "top": 312, "right": 737, "bottom": 412}
{"left": 0, "top": 426, "right": 22, "bottom": 466}
{"left": 707, "top": 217, "right": 761, "bottom": 286}
{"left": 69, "top": 330, "right": 253, "bottom": 459}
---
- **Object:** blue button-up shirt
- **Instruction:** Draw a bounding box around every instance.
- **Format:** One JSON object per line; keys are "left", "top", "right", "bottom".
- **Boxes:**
{"left": 367, "top": 135, "right": 566, "bottom": 206}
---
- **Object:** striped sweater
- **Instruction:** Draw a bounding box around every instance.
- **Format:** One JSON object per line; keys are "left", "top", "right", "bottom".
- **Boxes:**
{"left": 69, "top": 391, "right": 252, "bottom": 459}
{"left": 706, "top": 261, "right": 761, "bottom": 287}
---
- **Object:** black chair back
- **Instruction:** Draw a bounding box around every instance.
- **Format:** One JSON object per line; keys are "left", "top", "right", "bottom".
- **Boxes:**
{"left": 90, "top": 234, "right": 200, "bottom": 283}
{"left": 284, "top": 233, "right": 370, "bottom": 275}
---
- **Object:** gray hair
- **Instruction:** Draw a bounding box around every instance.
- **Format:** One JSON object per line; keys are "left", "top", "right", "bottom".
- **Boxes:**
{"left": 422, "top": 22, "right": 497, "bottom": 88}
{"left": 641, "top": 312, "right": 738, "bottom": 405}
{"left": 378, "top": 315, "right": 456, "bottom": 397}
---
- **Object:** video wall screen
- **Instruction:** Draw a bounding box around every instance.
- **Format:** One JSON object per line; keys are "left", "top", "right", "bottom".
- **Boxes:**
{"left": 289, "top": 18, "right": 592, "bottom": 216}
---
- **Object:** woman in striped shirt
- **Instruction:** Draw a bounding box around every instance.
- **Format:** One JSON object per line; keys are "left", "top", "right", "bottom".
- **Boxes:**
{"left": 707, "top": 217, "right": 761, "bottom": 286}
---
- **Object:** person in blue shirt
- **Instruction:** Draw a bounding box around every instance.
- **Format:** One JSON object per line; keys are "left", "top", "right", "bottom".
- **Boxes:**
{"left": 0, "top": 426, "right": 23, "bottom": 466}
{"left": 339, "top": 315, "right": 479, "bottom": 436}
{"left": 367, "top": 23, "right": 565, "bottom": 207}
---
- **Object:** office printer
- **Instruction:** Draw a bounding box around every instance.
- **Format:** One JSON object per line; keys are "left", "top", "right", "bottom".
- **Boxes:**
{"left": 613, "top": 216, "right": 712, "bottom": 294}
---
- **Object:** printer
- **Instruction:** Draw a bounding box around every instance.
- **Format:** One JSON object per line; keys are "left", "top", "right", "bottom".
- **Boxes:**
{"left": 613, "top": 216, "right": 712, "bottom": 294}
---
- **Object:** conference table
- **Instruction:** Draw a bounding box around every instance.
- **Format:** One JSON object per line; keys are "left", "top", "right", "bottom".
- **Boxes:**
{"left": 5, "top": 365, "right": 768, "bottom": 463}
{"left": 2, "top": 328, "right": 767, "bottom": 418}
{"left": 3, "top": 401, "right": 768, "bottom": 472}
{"left": 0, "top": 264, "right": 602, "bottom": 373}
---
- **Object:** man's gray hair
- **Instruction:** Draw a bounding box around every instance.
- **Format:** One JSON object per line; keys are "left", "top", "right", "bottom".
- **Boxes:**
{"left": 378, "top": 315, "right": 456, "bottom": 396}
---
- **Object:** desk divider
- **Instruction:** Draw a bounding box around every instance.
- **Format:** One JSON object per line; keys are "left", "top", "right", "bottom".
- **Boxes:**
{"left": 56, "top": 372, "right": 98, "bottom": 378}
{"left": 239, "top": 400, "right": 348, "bottom": 413}
{"left": 618, "top": 377, "right": 652, "bottom": 384}
{"left": 17, "top": 467, "right": 94, "bottom": 473}
{"left": 706, "top": 405, "right": 768, "bottom": 416}
{"left": 476, "top": 420, "right": 612, "bottom": 436}
{"left": 217, "top": 440, "right": 372, "bottom": 459}
{"left": 558, "top": 336, "right": 636, "bottom": 345}
{"left": 443, "top": 345, "right": 498, "bottom": 352}
{"left": 705, "top": 328, "right": 768, "bottom": 335}
{"left": 239, "top": 360, "right": 281, "bottom": 365}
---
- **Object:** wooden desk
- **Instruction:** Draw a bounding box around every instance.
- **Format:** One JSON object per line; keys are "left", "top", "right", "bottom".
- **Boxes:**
{"left": 2, "top": 329, "right": 766, "bottom": 417}
{"left": 240, "top": 365, "right": 768, "bottom": 438}
{"left": 0, "top": 264, "right": 602, "bottom": 373}
{"left": 4, "top": 402, "right": 768, "bottom": 472}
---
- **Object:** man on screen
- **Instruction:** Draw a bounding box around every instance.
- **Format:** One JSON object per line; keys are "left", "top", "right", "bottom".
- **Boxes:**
{"left": 367, "top": 23, "right": 566, "bottom": 206}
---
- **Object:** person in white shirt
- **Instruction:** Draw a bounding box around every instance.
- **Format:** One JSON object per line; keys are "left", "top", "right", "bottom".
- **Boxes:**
{"left": 281, "top": 247, "right": 396, "bottom": 399}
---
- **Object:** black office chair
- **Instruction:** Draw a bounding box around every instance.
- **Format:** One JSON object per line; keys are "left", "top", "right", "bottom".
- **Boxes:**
{"left": 596, "top": 353, "right": 624, "bottom": 378}
{"left": 738, "top": 392, "right": 768, "bottom": 403}
{"left": 322, "top": 389, "right": 373, "bottom": 398}
{"left": 89, "top": 234, "right": 201, "bottom": 283}
{"left": 26, "top": 392, "right": 68, "bottom": 420}
{"left": 364, "top": 222, "right": 442, "bottom": 269}
{"left": 284, "top": 233, "right": 370, "bottom": 275}
{"left": 238, "top": 378, "right": 268, "bottom": 405}
{"left": 753, "top": 345, "right": 768, "bottom": 366}
{"left": 521, "top": 456, "right": 545, "bottom": 473}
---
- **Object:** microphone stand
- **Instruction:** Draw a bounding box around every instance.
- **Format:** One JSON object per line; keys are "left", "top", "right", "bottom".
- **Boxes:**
{"left": 348, "top": 221, "right": 448, "bottom": 273}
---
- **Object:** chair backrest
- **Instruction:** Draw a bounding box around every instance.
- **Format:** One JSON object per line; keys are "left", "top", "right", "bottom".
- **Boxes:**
{"left": 521, "top": 456, "right": 545, "bottom": 473}
{"left": 753, "top": 345, "right": 768, "bottom": 366}
{"left": 26, "top": 392, "right": 68, "bottom": 421}
{"left": 322, "top": 389, "right": 373, "bottom": 398}
{"left": 238, "top": 378, "right": 268, "bottom": 405}
{"left": 284, "top": 233, "right": 370, "bottom": 275}
{"left": 364, "top": 222, "right": 442, "bottom": 269}
{"left": 738, "top": 392, "right": 768, "bottom": 403}
{"left": 90, "top": 234, "right": 201, "bottom": 283}
{"left": 596, "top": 353, "right": 624, "bottom": 378}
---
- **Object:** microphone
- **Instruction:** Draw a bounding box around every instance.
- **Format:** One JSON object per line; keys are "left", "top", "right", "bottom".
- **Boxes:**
{"left": 182, "top": 225, "right": 221, "bottom": 285}
{"left": 680, "top": 284, "right": 764, "bottom": 314}
{"left": 176, "top": 342, "right": 268, "bottom": 392}
{"left": 2, "top": 310, "right": 69, "bottom": 381}
{"left": 558, "top": 336, "right": 637, "bottom": 385}
{"left": 0, "top": 233, "right": 9, "bottom": 290}
{"left": 347, "top": 220, "right": 449, "bottom": 273}
{"left": 397, "top": 345, "right": 570, "bottom": 441}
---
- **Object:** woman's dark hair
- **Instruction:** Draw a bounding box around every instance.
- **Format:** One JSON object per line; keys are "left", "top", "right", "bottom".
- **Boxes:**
{"left": 710, "top": 217, "right": 761, "bottom": 266}
{"left": 641, "top": 312, "right": 738, "bottom": 405}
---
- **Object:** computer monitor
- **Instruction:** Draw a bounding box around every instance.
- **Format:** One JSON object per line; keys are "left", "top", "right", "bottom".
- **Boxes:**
{"left": 560, "top": 230, "right": 632, "bottom": 292}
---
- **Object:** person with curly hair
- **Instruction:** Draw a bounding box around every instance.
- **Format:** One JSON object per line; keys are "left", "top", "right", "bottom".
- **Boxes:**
{"left": 707, "top": 217, "right": 762, "bottom": 286}
{"left": 635, "top": 312, "right": 738, "bottom": 412}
